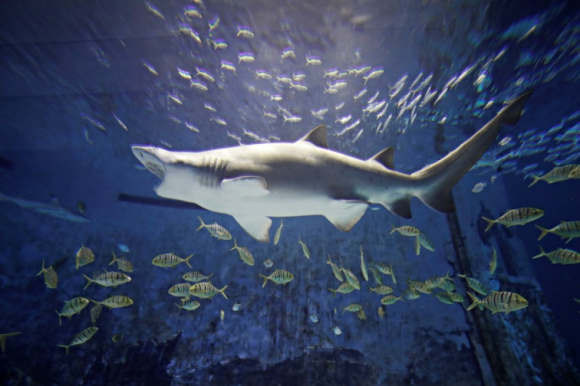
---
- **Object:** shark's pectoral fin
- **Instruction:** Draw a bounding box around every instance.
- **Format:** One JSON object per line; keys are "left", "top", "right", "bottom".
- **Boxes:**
{"left": 324, "top": 200, "right": 368, "bottom": 232}
{"left": 383, "top": 197, "right": 412, "bottom": 219}
{"left": 233, "top": 215, "right": 272, "bottom": 243}
{"left": 221, "top": 176, "right": 270, "bottom": 197}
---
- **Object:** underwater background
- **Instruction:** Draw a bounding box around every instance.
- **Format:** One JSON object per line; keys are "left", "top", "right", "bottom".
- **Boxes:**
{"left": 0, "top": 0, "right": 579, "bottom": 385}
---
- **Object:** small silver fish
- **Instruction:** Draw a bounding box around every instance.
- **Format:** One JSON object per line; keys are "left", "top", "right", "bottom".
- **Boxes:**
{"left": 472, "top": 182, "right": 487, "bottom": 193}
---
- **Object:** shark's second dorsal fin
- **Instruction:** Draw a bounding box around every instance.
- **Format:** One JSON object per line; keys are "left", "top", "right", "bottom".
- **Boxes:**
{"left": 369, "top": 148, "right": 395, "bottom": 170}
{"left": 298, "top": 125, "right": 327, "bottom": 148}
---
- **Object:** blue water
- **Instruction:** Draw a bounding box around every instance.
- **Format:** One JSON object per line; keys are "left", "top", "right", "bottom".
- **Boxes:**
{"left": 0, "top": 0, "right": 579, "bottom": 384}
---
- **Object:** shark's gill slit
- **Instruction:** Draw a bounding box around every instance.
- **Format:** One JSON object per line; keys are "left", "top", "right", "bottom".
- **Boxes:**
{"left": 145, "top": 162, "right": 165, "bottom": 179}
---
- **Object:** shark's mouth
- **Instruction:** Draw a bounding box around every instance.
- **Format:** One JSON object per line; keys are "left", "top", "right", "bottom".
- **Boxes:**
{"left": 145, "top": 161, "right": 166, "bottom": 180}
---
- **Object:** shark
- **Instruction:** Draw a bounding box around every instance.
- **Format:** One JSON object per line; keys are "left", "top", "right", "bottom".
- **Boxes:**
{"left": 132, "top": 91, "right": 532, "bottom": 243}
{"left": 0, "top": 191, "right": 89, "bottom": 223}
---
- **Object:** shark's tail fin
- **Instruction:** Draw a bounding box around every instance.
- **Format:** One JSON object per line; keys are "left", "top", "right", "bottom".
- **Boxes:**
{"left": 410, "top": 91, "right": 532, "bottom": 215}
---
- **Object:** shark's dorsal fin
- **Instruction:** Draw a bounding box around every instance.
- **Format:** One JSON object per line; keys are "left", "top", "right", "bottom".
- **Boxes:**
{"left": 369, "top": 148, "right": 395, "bottom": 170}
{"left": 298, "top": 125, "right": 327, "bottom": 148}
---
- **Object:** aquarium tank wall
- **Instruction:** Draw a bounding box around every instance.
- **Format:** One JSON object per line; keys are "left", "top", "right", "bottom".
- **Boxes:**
{"left": 0, "top": 0, "right": 579, "bottom": 385}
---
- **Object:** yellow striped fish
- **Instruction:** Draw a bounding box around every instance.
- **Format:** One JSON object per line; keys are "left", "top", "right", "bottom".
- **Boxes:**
{"left": 75, "top": 245, "right": 95, "bottom": 270}
{"left": 182, "top": 271, "right": 213, "bottom": 283}
{"left": 176, "top": 299, "right": 200, "bottom": 312}
{"left": 450, "top": 292, "right": 464, "bottom": 303}
{"left": 230, "top": 238, "right": 254, "bottom": 266}
{"left": 414, "top": 236, "right": 421, "bottom": 255}
{"left": 528, "top": 164, "right": 580, "bottom": 187}
{"left": 482, "top": 207, "right": 544, "bottom": 232}
{"left": 343, "top": 303, "right": 363, "bottom": 314}
{"left": 56, "top": 297, "right": 90, "bottom": 326}
{"left": 169, "top": 283, "right": 193, "bottom": 297}
{"left": 369, "top": 267, "right": 383, "bottom": 286}
{"left": 536, "top": 221, "right": 580, "bottom": 243}
{"left": 90, "top": 304, "right": 102, "bottom": 326}
{"left": 378, "top": 307, "right": 385, "bottom": 318}
{"left": 569, "top": 166, "right": 580, "bottom": 179}
{"left": 58, "top": 327, "right": 98, "bottom": 354}
{"left": 370, "top": 285, "right": 393, "bottom": 295}
{"left": 37, "top": 259, "right": 58, "bottom": 289}
{"left": 112, "top": 334, "right": 123, "bottom": 343}
{"left": 442, "top": 280, "right": 455, "bottom": 293}
{"left": 360, "top": 246, "right": 369, "bottom": 281}
{"left": 298, "top": 236, "right": 310, "bottom": 259}
{"left": 435, "top": 292, "right": 455, "bottom": 305}
{"left": 458, "top": 274, "right": 488, "bottom": 295}
{"left": 196, "top": 216, "right": 232, "bottom": 240}
{"left": 189, "top": 282, "right": 228, "bottom": 299}
{"left": 328, "top": 282, "right": 355, "bottom": 298}
{"left": 466, "top": 291, "right": 528, "bottom": 314}
{"left": 390, "top": 224, "right": 420, "bottom": 236}
{"left": 490, "top": 249, "right": 498, "bottom": 274}
{"left": 407, "top": 280, "right": 432, "bottom": 294}
{"left": 424, "top": 272, "right": 451, "bottom": 290}
{"left": 83, "top": 271, "right": 131, "bottom": 290}
{"left": 109, "top": 252, "right": 133, "bottom": 272}
{"left": 381, "top": 295, "right": 404, "bottom": 305}
{"left": 341, "top": 268, "right": 361, "bottom": 290}
{"left": 374, "top": 263, "right": 396, "bottom": 284}
{"left": 418, "top": 233, "right": 435, "bottom": 252}
{"left": 403, "top": 288, "right": 421, "bottom": 300}
{"left": 0, "top": 332, "right": 21, "bottom": 353}
{"left": 259, "top": 269, "right": 294, "bottom": 287}
{"left": 532, "top": 246, "right": 580, "bottom": 264}
{"left": 327, "top": 255, "right": 344, "bottom": 282}
{"left": 90, "top": 295, "right": 133, "bottom": 308}
{"left": 152, "top": 253, "right": 193, "bottom": 268}
{"left": 274, "top": 219, "right": 283, "bottom": 245}
{"left": 356, "top": 309, "right": 366, "bottom": 320}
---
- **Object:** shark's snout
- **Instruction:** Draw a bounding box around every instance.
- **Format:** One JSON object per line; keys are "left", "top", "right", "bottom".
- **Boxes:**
{"left": 131, "top": 146, "right": 166, "bottom": 180}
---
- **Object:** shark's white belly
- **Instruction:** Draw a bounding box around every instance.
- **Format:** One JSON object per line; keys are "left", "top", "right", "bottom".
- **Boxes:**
{"left": 199, "top": 188, "right": 335, "bottom": 218}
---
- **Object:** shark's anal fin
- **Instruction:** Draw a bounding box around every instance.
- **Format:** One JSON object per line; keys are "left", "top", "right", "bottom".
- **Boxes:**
{"left": 232, "top": 215, "right": 272, "bottom": 243}
{"left": 383, "top": 197, "right": 412, "bottom": 219}
{"left": 221, "top": 176, "right": 270, "bottom": 197}
{"left": 324, "top": 200, "right": 368, "bottom": 232}
{"left": 298, "top": 125, "right": 327, "bottom": 148}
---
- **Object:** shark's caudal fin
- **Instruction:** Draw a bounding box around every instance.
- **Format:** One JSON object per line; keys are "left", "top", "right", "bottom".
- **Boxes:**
{"left": 410, "top": 91, "right": 533, "bottom": 214}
